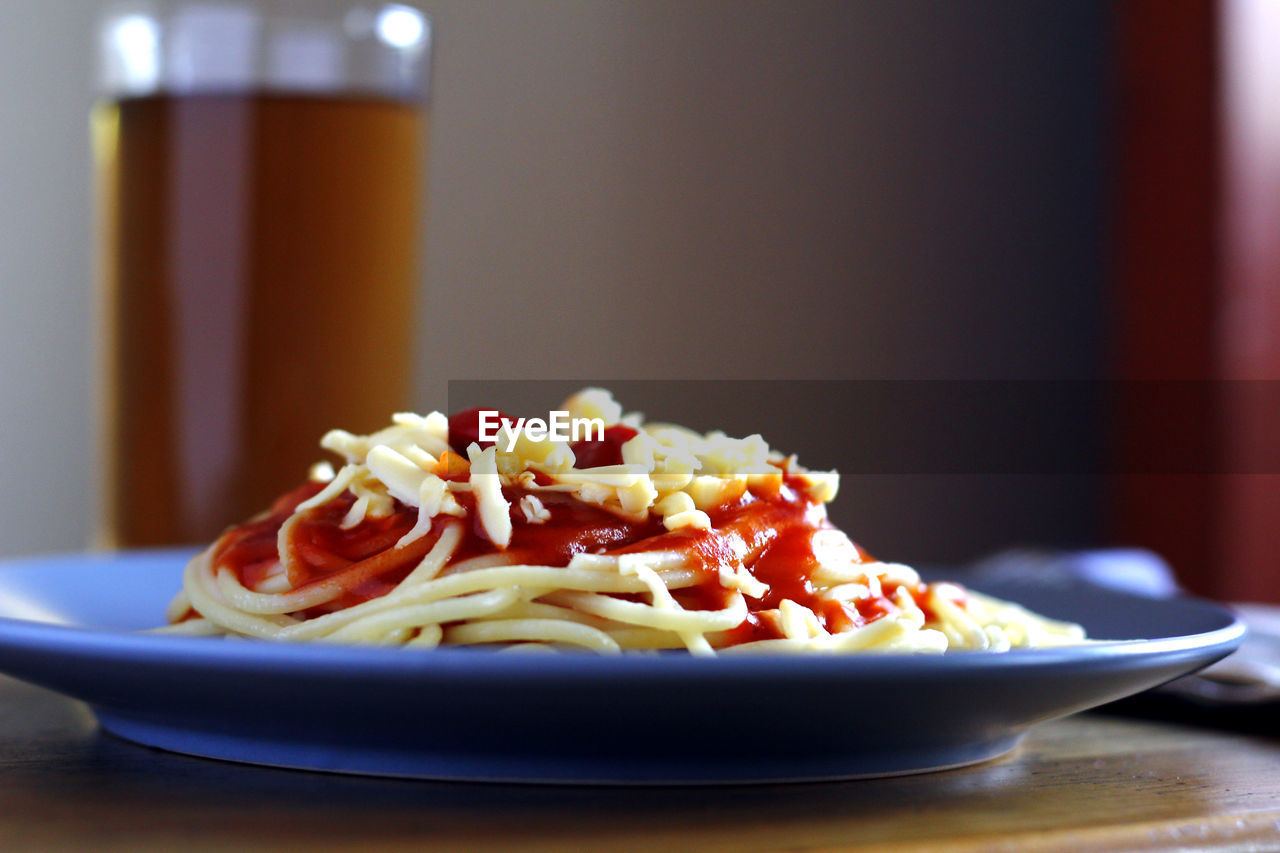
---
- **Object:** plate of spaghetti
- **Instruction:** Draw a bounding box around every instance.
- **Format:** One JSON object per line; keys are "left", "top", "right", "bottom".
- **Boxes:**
{"left": 0, "top": 389, "right": 1244, "bottom": 782}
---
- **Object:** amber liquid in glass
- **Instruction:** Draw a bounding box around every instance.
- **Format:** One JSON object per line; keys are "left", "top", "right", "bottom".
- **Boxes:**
{"left": 94, "top": 94, "right": 422, "bottom": 546}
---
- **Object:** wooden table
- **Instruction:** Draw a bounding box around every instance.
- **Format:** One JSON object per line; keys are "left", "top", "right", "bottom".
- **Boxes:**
{"left": 1, "top": 675, "right": 1278, "bottom": 852}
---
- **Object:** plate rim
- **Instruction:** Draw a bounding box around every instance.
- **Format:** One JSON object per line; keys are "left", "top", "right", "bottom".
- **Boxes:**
{"left": 0, "top": 549, "right": 1249, "bottom": 782}
{"left": 0, "top": 548, "right": 1247, "bottom": 681}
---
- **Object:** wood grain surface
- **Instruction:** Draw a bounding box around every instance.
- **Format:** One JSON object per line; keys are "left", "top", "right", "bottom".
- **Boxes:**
{"left": 1, "top": 675, "right": 1278, "bottom": 852}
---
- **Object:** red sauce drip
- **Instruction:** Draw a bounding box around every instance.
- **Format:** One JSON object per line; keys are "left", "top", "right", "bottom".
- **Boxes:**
{"left": 447, "top": 407, "right": 517, "bottom": 455}
{"left": 214, "top": 482, "right": 324, "bottom": 589}
{"left": 450, "top": 489, "right": 665, "bottom": 566}
{"left": 569, "top": 424, "right": 639, "bottom": 468}
{"left": 749, "top": 526, "right": 862, "bottom": 633}
{"left": 287, "top": 495, "right": 417, "bottom": 586}
{"left": 211, "top": 481, "right": 424, "bottom": 613}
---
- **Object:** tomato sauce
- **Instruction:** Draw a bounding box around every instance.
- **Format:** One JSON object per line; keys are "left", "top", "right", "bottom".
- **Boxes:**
{"left": 210, "top": 417, "right": 947, "bottom": 642}
{"left": 569, "top": 424, "right": 638, "bottom": 468}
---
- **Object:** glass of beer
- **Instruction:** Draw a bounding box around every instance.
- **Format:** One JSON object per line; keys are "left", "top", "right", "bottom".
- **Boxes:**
{"left": 93, "top": 1, "right": 430, "bottom": 546}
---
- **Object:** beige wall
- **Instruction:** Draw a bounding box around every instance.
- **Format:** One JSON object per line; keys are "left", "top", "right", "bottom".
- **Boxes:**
{"left": 0, "top": 1, "right": 1108, "bottom": 560}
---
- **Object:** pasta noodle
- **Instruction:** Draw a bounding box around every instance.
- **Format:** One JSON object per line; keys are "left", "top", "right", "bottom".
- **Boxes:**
{"left": 159, "top": 389, "right": 1086, "bottom": 654}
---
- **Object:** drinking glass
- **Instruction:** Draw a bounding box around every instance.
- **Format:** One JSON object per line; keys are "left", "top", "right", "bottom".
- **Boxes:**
{"left": 93, "top": 1, "right": 431, "bottom": 546}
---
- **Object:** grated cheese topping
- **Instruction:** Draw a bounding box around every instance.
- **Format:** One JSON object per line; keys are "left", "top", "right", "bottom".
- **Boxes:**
{"left": 314, "top": 388, "right": 840, "bottom": 549}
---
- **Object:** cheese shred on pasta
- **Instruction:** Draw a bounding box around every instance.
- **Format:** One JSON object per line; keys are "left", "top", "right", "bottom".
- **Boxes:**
{"left": 160, "top": 389, "right": 1086, "bottom": 654}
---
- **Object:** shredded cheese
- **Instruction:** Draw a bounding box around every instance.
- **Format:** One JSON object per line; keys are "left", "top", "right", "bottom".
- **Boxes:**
{"left": 298, "top": 388, "right": 839, "bottom": 549}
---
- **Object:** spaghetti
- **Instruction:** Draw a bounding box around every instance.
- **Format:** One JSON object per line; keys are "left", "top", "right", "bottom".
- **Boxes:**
{"left": 161, "top": 389, "right": 1086, "bottom": 654}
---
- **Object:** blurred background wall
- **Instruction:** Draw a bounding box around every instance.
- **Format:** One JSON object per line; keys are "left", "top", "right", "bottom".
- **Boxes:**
{"left": 0, "top": 2, "right": 1110, "bottom": 563}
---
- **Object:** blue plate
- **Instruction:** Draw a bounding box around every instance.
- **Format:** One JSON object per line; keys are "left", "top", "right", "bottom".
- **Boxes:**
{"left": 0, "top": 550, "right": 1245, "bottom": 783}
